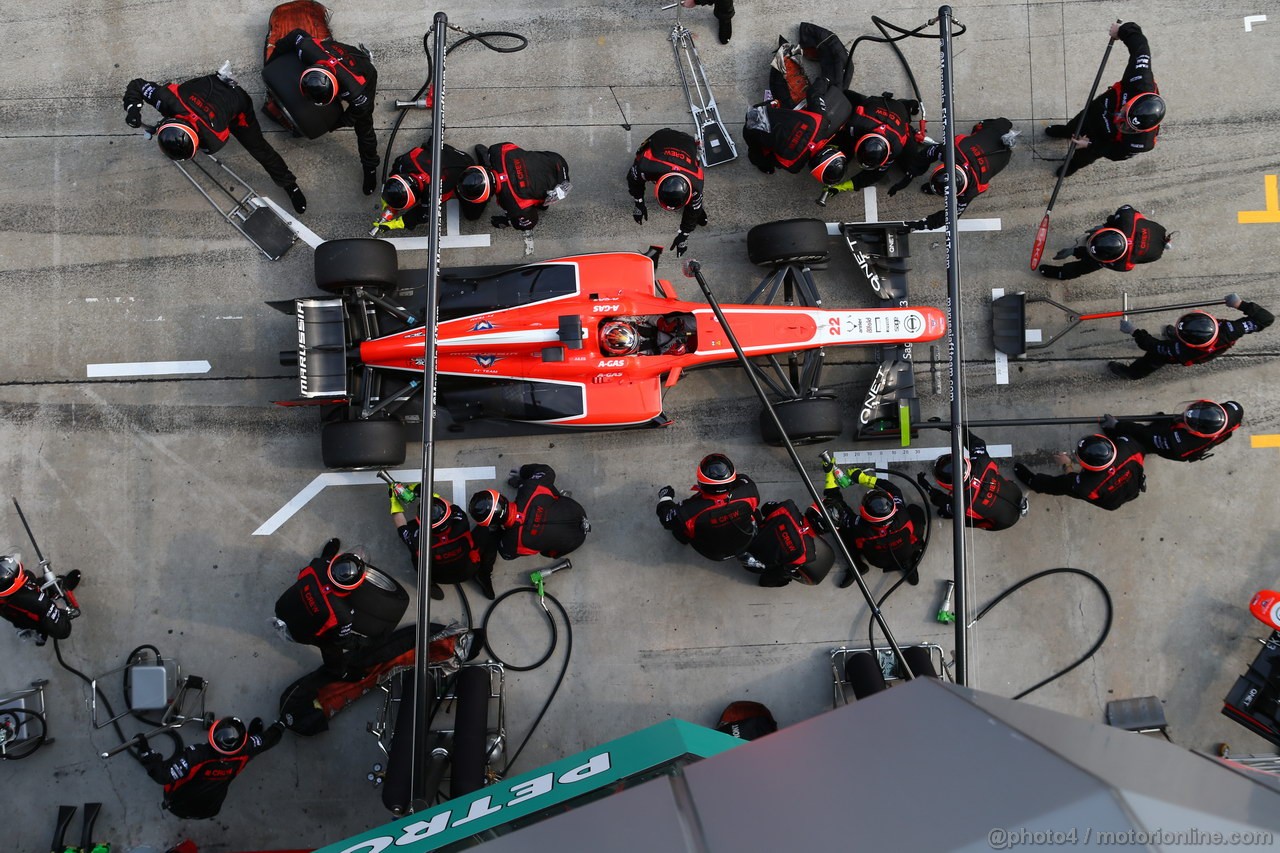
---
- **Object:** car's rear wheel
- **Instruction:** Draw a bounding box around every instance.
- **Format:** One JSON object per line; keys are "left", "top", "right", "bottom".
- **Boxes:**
{"left": 746, "top": 218, "right": 830, "bottom": 267}
{"left": 347, "top": 566, "right": 410, "bottom": 637}
{"left": 759, "top": 395, "right": 842, "bottom": 446}
{"left": 321, "top": 418, "right": 407, "bottom": 469}
{"left": 315, "top": 238, "right": 399, "bottom": 294}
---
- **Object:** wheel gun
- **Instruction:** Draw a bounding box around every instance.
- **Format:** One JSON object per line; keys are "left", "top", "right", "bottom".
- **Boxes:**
{"left": 376, "top": 470, "right": 419, "bottom": 504}
{"left": 11, "top": 498, "right": 80, "bottom": 617}
{"left": 530, "top": 558, "right": 573, "bottom": 601}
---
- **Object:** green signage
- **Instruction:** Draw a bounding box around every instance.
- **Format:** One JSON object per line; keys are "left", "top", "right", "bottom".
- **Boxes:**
{"left": 314, "top": 719, "right": 742, "bottom": 853}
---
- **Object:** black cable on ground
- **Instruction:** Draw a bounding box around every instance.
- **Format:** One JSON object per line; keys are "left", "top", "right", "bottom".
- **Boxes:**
{"left": 864, "top": 467, "right": 933, "bottom": 656}
{"left": 480, "top": 587, "right": 572, "bottom": 775}
{"left": 52, "top": 638, "right": 155, "bottom": 763}
{"left": 845, "top": 15, "right": 968, "bottom": 110}
{"left": 380, "top": 25, "right": 529, "bottom": 184}
{"left": 972, "top": 567, "right": 1113, "bottom": 700}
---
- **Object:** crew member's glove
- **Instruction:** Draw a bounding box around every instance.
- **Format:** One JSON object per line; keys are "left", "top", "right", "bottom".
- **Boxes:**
{"left": 1013, "top": 462, "right": 1034, "bottom": 486}
{"left": 125, "top": 102, "right": 143, "bottom": 128}
{"left": 491, "top": 214, "right": 511, "bottom": 229}
{"left": 853, "top": 468, "right": 878, "bottom": 488}
{"left": 375, "top": 216, "right": 405, "bottom": 231}
{"left": 1119, "top": 319, "right": 1135, "bottom": 334}
{"left": 285, "top": 184, "right": 307, "bottom": 214}
{"left": 657, "top": 485, "right": 675, "bottom": 502}
{"left": 916, "top": 471, "right": 931, "bottom": 489}
{"left": 1038, "top": 265, "right": 1064, "bottom": 279}
{"left": 671, "top": 230, "right": 690, "bottom": 257}
{"left": 1053, "top": 247, "right": 1075, "bottom": 260}
{"left": 906, "top": 219, "right": 928, "bottom": 232}
{"left": 851, "top": 171, "right": 879, "bottom": 192}
{"left": 887, "top": 176, "right": 912, "bottom": 197}
{"left": 390, "top": 494, "right": 405, "bottom": 515}
{"left": 920, "top": 181, "right": 938, "bottom": 196}
{"left": 249, "top": 717, "right": 265, "bottom": 736}
{"left": 632, "top": 197, "right": 648, "bottom": 224}
{"left": 1225, "top": 293, "right": 1243, "bottom": 309}
{"left": 1101, "top": 414, "right": 1119, "bottom": 430}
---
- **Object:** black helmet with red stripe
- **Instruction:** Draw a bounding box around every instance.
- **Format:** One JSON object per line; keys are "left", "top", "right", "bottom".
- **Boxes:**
{"left": 1175, "top": 311, "right": 1219, "bottom": 349}
{"left": 300, "top": 66, "right": 339, "bottom": 106}
{"left": 156, "top": 118, "right": 198, "bottom": 161}
{"left": 655, "top": 172, "right": 693, "bottom": 211}
{"left": 1182, "top": 400, "right": 1228, "bottom": 439}
{"left": 933, "top": 453, "right": 972, "bottom": 491}
{"left": 1086, "top": 227, "right": 1128, "bottom": 263}
{"left": 860, "top": 489, "right": 897, "bottom": 525}
{"left": 381, "top": 174, "right": 419, "bottom": 212}
{"left": 928, "top": 164, "right": 969, "bottom": 197}
{"left": 327, "top": 552, "right": 367, "bottom": 593}
{"left": 429, "top": 495, "right": 451, "bottom": 530}
{"left": 697, "top": 454, "right": 736, "bottom": 494}
{"left": 809, "top": 146, "right": 848, "bottom": 185}
{"left": 468, "top": 489, "right": 510, "bottom": 527}
{"left": 1119, "top": 93, "right": 1165, "bottom": 133}
{"left": 208, "top": 716, "right": 248, "bottom": 755}
{"left": 0, "top": 555, "right": 24, "bottom": 597}
{"left": 458, "top": 166, "right": 494, "bottom": 203}
{"left": 853, "top": 133, "right": 890, "bottom": 169}
{"left": 1075, "top": 434, "right": 1117, "bottom": 471}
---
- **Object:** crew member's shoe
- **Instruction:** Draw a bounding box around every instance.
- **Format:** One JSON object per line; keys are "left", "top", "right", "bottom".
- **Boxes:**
{"left": 321, "top": 538, "right": 341, "bottom": 562}
{"left": 905, "top": 567, "right": 920, "bottom": 586}
{"left": 473, "top": 144, "right": 489, "bottom": 165}
{"left": 1044, "top": 124, "right": 1070, "bottom": 138}
{"left": 473, "top": 573, "right": 496, "bottom": 601}
{"left": 1107, "top": 361, "right": 1132, "bottom": 380}
{"left": 286, "top": 184, "right": 307, "bottom": 214}
{"left": 717, "top": 16, "right": 733, "bottom": 44}
{"left": 430, "top": 583, "right": 445, "bottom": 601}
{"left": 61, "top": 570, "right": 82, "bottom": 591}
{"left": 362, "top": 168, "right": 378, "bottom": 196}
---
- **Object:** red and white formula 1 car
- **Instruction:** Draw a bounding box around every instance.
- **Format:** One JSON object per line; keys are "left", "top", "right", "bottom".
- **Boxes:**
{"left": 278, "top": 220, "right": 946, "bottom": 468}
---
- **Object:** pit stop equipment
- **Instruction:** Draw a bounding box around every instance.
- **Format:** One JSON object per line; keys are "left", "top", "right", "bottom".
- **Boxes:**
{"left": 1221, "top": 591, "right": 1280, "bottom": 750}
{"left": 11, "top": 497, "right": 81, "bottom": 618}
{"left": 663, "top": 3, "right": 737, "bottom": 167}
{"left": 991, "top": 292, "right": 1226, "bottom": 356}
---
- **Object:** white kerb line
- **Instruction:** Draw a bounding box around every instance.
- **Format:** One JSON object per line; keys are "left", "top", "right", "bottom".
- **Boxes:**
{"left": 992, "top": 288, "right": 1010, "bottom": 385}
{"left": 252, "top": 466, "right": 497, "bottom": 536}
{"left": 834, "top": 445, "right": 1014, "bottom": 466}
{"left": 87, "top": 360, "right": 211, "bottom": 378}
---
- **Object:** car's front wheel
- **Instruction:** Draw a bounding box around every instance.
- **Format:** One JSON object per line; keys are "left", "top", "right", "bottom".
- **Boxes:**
{"left": 321, "top": 418, "right": 407, "bottom": 469}
{"left": 759, "top": 395, "right": 842, "bottom": 446}
{"left": 746, "top": 218, "right": 831, "bottom": 267}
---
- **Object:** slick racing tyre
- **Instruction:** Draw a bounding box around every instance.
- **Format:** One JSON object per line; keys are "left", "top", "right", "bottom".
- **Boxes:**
{"left": 845, "top": 651, "right": 888, "bottom": 700}
{"left": 759, "top": 395, "right": 842, "bottom": 446}
{"left": 746, "top": 218, "right": 830, "bottom": 267}
{"left": 347, "top": 566, "right": 410, "bottom": 637}
{"left": 315, "top": 238, "right": 399, "bottom": 294}
{"left": 320, "top": 418, "right": 406, "bottom": 469}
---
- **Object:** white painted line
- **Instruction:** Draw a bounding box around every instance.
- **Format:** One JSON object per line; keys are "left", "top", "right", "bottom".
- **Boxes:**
{"left": 257, "top": 196, "right": 324, "bottom": 249}
{"left": 87, "top": 360, "right": 211, "bottom": 378}
{"left": 1244, "top": 14, "right": 1267, "bottom": 32}
{"left": 992, "top": 287, "right": 1010, "bottom": 385}
{"left": 835, "top": 444, "right": 1014, "bottom": 466}
{"left": 252, "top": 465, "right": 497, "bottom": 536}
{"left": 1025, "top": 328, "right": 1043, "bottom": 343}
{"left": 824, "top": 217, "right": 1002, "bottom": 236}
{"left": 446, "top": 196, "right": 461, "bottom": 236}
{"left": 384, "top": 234, "right": 493, "bottom": 250}
{"left": 863, "top": 186, "right": 878, "bottom": 222}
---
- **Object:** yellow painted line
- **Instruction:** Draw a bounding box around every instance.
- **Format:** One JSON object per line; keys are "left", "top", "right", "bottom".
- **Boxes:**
{"left": 1238, "top": 175, "right": 1280, "bottom": 224}
{"left": 1251, "top": 434, "right": 1280, "bottom": 448}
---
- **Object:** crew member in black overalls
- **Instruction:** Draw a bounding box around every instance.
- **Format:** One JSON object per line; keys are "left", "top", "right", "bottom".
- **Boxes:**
{"left": 743, "top": 23, "right": 852, "bottom": 182}
{"left": 468, "top": 465, "right": 590, "bottom": 560}
{"left": 1109, "top": 295, "right": 1273, "bottom": 380}
{"left": 1038, "top": 205, "right": 1168, "bottom": 279}
{"left": 1015, "top": 434, "right": 1146, "bottom": 511}
{"left": 270, "top": 28, "right": 380, "bottom": 193}
{"left": 123, "top": 73, "right": 307, "bottom": 213}
{"left": 833, "top": 91, "right": 924, "bottom": 191}
{"left": 138, "top": 716, "right": 284, "bottom": 820}
{"left": 827, "top": 482, "right": 925, "bottom": 586}
{"left": 656, "top": 454, "right": 760, "bottom": 562}
{"left": 627, "top": 128, "right": 708, "bottom": 257}
{"left": 273, "top": 541, "right": 367, "bottom": 678}
{"left": 1103, "top": 400, "right": 1244, "bottom": 463}
{"left": 899, "top": 118, "right": 1016, "bottom": 231}
{"left": 739, "top": 500, "right": 834, "bottom": 588}
{"left": 393, "top": 491, "right": 498, "bottom": 600}
{"left": 681, "top": 0, "right": 735, "bottom": 45}
{"left": 377, "top": 140, "right": 483, "bottom": 232}
{"left": 917, "top": 432, "right": 1026, "bottom": 531}
{"left": 0, "top": 554, "right": 75, "bottom": 645}
{"left": 457, "top": 143, "right": 572, "bottom": 231}
{"left": 1046, "top": 22, "right": 1163, "bottom": 176}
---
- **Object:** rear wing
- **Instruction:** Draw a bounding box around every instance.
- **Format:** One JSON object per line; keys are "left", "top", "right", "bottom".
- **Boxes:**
{"left": 296, "top": 298, "right": 348, "bottom": 398}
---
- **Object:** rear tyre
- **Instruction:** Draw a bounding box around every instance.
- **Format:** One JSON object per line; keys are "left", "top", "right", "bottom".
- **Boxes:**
{"left": 450, "top": 666, "right": 490, "bottom": 799}
{"left": 845, "top": 652, "right": 887, "bottom": 700}
{"left": 321, "top": 418, "right": 406, "bottom": 469}
{"left": 315, "top": 238, "right": 399, "bottom": 294}
{"left": 746, "top": 218, "right": 830, "bottom": 267}
{"left": 759, "top": 396, "right": 842, "bottom": 446}
{"left": 347, "top": 567, "right": 410, "bottom": 637}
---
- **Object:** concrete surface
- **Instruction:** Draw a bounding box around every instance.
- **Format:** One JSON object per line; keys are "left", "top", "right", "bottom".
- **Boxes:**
{"left": 2, "top": 0, "right": 1278, "bottom": 850}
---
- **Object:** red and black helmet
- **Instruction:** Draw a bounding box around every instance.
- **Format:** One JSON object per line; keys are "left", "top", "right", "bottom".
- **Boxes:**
{"left": 457, "top": 166, "right": 494, "bottom": 204}
{"left": 429, "top": 495, "right": 451, "bottom": 530}
{"left": 155, "top": 118, "right": 198, "bottom": 161}
{"left": 1086, "top": 227, "right": 1128, "bottom": 263}
{"left": 299, "top": 66, "right": 339, "bottom": 106}
{"left": 0, "top": 555, "right": 25, "bottom": 598}
{"left": 808, "top": 146, "right": 848, "bottom": 185}
{"left": 381, "top": 174, "right": 419, "bottom": 212}
{"left": 1119, "top": 92, "right": 1165, "bottom": 133}
{"left": 853, "top": 133, "right": 890, "bottom": 169}
{"left": 655, "top": 172, "right": 693, "bottom": 211}
{"left": 1075, "top": 434, "right": 1117, "bottom": 471}
{"left": 697, "top": 454, "right": 736, "bottom": 494}
{"left": 928, "top": 164, "right": 969, "bottom": 197}
{"left": 327, "top": 552, "right": 367, "bottom": 592}
{"left": 1174, "top": 311, "right": 1219, "bottom": 349}
{"left": 208, "top": 716, "right": 249, "bottom": 755}
{"left": 468, "top": 489, "right": 510, "bottom": 527}
{"left": 1181, "top": 400, "right": 1229, "bottom": 439}
{"left": 933, "top": 453, "right": 972, "bottom": 492}
{"left": 860, "top": 489, "right": 897, "bottom": 525}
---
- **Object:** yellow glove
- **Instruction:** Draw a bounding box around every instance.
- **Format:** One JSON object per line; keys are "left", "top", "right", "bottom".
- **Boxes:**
{"left": 855, "top": 470, "right": 878, "bottom": 488}
{"left": 390, "top": 494, "right": 405, "bottom": 515}
{"left": 375, "top": 215, "right": 405, "bottom": 231}
{"left": 828, "top": 179, "right": 855, "bottom": 193}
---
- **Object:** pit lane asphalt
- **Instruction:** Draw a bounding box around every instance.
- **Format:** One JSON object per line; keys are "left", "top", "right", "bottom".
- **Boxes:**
{"left": 3, "top": 0, "right": 1279, "bottom": 849}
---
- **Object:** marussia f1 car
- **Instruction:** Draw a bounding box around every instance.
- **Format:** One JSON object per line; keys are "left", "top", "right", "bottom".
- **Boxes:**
{"left": 276, "top": 219, "right": 946, "bottom": 468}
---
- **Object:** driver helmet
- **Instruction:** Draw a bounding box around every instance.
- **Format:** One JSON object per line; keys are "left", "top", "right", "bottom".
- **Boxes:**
{"left": 1075, "top": 434, "right": 1117, "bottom": 471}
{"left": 381, "top": 174, "right": 419, "bottom": 212}
{"left": 429, "top": 495, "right": 451, "bottom": 530}
{"left": 1181, "top": 400, "right": 1229, "bottom": 439}
{"left": 468, "top": 489, "right": 510, "bottom": 528}
{"left": 299, "top": 66, "right": 339, "bottom": 106}
{"left": 697, "top": 453, "right": 736, "bottom": 494}
{"left": 1085, "top": 227, "right": 1129, "bottom": 263}
{"left": 1119, "top": 93, "right": 1165, "bottom": 133}
{"left": 853, "top": 133, "right": 891, "bottom": 169}
{"left": 208, "top": 716, "right": 249, "bottom": 755}
{"left": 929, "top": 164, "right": 969, "bottom": 197}
{"left": 599, "top": 320, "right": 639, "bottom": 356}
{"left": 933, "top": 453, "right": 972, "bottom": 492}
{"left": 809, "top": 146, "right": 848, "bottom": 185}
{"left": 655, "top": 173, "right": 693, "bottom": 211}
{"left": 457, "top": 166, "right": 494, "bottom": 204}
{"left": 155, "top": 118, "right": 199, "bottom": 161}
{"left": 860, "top": 489, "right": 898, "bottom": 525}
{"left": 327, "top": 552, "right": 367, "bottom": 593}
{"left": 0, "top": 554, "right": 25, "bottom": 598}
{"left": 1174, "top": 311, "right": 1219, "bottom": 349}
